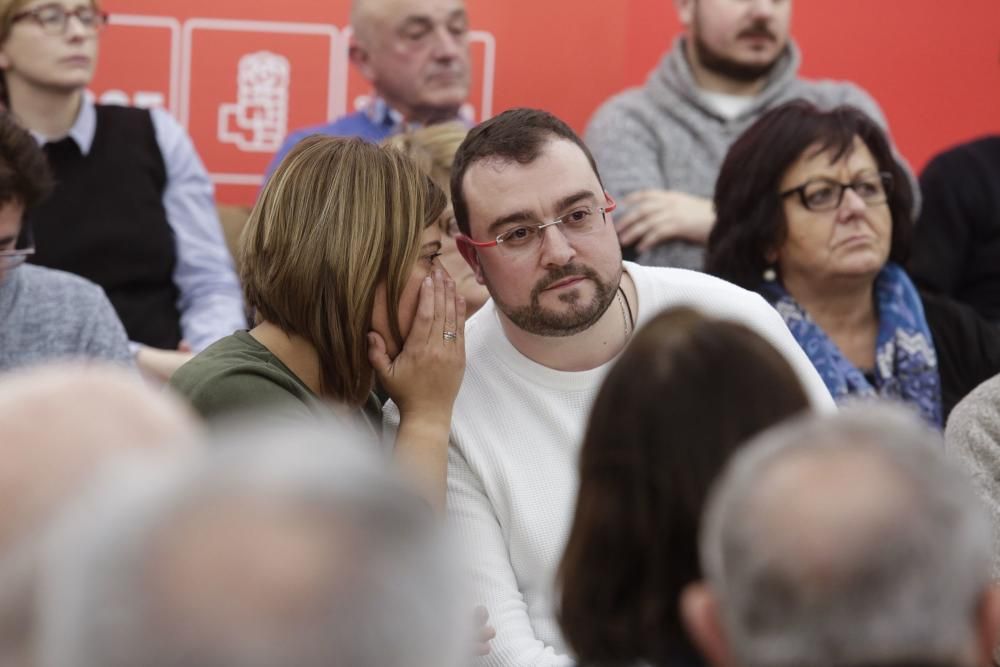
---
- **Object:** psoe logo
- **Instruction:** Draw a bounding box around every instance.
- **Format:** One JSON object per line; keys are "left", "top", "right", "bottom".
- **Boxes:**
{"left": 217, "top": 51, "right": 291, "bottom": 153}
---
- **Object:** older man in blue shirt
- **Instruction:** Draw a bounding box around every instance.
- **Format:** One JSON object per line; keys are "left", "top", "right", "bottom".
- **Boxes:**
{"left": 266, "top": 0, "right": 471, "bottom": 175}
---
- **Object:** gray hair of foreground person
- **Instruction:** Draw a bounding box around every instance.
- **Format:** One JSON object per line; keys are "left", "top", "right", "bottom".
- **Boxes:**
{"left": 0, "top": 363, "right": 198, "bottom": 667}
{"left": 37, "top": 422, "right": 468, "bottom": 667}
{"left": 683, "top": 406, "right": 1000, "bottom": 667}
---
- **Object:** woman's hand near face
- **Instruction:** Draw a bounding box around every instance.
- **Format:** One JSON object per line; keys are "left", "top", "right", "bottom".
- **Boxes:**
{"left": 368, "top": 268, "right": 466, "bottom": 418}
{"left": 367, "top": 269, "right": 466, "bottom": 511}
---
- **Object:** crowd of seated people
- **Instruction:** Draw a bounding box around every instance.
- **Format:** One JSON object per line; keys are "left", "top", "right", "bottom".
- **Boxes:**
{"left": 3, "top": 0, "right": 1000, "bottom": 666}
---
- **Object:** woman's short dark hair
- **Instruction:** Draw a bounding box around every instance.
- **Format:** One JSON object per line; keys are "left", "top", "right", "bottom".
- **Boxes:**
{"left": 558, "top": 307, "right": 810, "bottom": 667}
{"left": 705, "top": 101, "right": 914, "bottom": 289}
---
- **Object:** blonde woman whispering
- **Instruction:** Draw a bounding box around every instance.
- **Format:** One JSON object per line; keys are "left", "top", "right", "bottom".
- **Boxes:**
{"left": 172, "top": 136, "right": 465, "bottom": 509}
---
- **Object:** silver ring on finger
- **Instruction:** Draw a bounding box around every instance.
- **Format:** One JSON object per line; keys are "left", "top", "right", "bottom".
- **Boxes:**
{"left": 443, "top": 330, "right": 458, "bottom": 342}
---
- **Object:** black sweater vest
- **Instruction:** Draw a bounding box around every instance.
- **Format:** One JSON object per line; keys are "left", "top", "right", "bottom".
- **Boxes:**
{"left": 29, "top": 105, "right": 181, "bottom": 349}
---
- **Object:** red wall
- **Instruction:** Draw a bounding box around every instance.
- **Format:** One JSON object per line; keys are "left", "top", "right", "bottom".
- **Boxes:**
{"left": 95, "top": 0, "right": 1000, "bottom": 205}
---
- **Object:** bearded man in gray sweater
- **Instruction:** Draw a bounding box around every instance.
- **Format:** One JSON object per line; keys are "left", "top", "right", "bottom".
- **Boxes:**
{"left": 586, "top": 0, "right": 916, "bottom": 270}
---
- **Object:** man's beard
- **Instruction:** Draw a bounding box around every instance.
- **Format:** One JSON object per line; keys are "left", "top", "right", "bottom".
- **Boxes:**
{"left": 488, "top": 263, "right": 619, "bottom": 337}
{"left": 692, "top": 21, "right": 784, "bottom": 84}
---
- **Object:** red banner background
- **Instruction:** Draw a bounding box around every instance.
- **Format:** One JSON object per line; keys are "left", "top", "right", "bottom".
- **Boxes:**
{"left": 94, "top": 0, "right": 1000, "bottom": 206}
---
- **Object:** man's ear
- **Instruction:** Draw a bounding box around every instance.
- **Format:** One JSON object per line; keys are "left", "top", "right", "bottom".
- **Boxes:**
{"left": 681, "top": 582, "right": 733, "bottom": 667}
{"left": 348, "top": 38, "right": 375, "bottom": 82}
{"left": 975, "top": 583, "right": 1000, "bottom": 667}
{"left": 455, "top": 236, "right": 487, "bottom": 285}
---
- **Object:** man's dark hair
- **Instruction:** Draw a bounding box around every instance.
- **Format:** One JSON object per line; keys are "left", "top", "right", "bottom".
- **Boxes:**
{"left": 705, "top": 101, "right": 913, "bottom": 289}
{"left": 0, "top": 112, "right": 53, "bottom": 209}
{"left": 558, "top": 306, "right": 810, "bottom": 667}
{"left": 450, "top": 108, "right": 603, "bottom": 237}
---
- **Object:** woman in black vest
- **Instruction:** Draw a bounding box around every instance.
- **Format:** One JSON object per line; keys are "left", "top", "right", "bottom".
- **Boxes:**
{"left": 0, "top": 0, "right": 246, "bottom": 379}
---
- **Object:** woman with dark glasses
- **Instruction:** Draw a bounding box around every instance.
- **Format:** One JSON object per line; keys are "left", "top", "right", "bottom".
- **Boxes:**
{"left": 706, "top": 101, "right": 1000, "bottom": 425}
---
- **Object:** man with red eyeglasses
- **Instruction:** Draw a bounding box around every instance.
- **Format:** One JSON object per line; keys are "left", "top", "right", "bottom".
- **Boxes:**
{"left": 0, "top": 113, "right": 129, "bottom": 372}
{"left": 384, "top": 108, "right": 834, "bottom": 666}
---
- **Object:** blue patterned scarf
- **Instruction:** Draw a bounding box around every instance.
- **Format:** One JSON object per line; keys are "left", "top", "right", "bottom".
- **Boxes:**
{"left": 760, "top": 263, "right": 942, "bottom": 427}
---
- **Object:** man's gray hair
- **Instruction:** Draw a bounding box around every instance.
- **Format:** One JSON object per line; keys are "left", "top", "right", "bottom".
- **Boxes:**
{"left": 0, "top": 363, "right": 198, "bottom": 667}
{"left": 700, "top": 404, "right": 992, "bottom": 667}
{"left": 38, "top": 420, "right": 467, "bottom": 667}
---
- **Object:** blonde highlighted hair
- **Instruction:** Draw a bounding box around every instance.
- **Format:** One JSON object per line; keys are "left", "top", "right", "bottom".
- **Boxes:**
{"left": 241, "top": 136, "right": 446, "bottom": 407}
{"left": 383, "top": 121, "right": 468, "bottom": 212}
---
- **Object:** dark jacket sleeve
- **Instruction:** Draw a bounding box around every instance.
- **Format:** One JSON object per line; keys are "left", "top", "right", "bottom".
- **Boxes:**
{"left": 909, "top": 148, "right": 977, "bottom": 295}
{"left": 921, "top": 290, "right": 1000, "bottom": 421}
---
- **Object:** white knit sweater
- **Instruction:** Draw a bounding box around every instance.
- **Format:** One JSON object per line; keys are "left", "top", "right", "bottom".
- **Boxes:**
{"left": 386, "top": 263, "right": 833, "bottom": 666}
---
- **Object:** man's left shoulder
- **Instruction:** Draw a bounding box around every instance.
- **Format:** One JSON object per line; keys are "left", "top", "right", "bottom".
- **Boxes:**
{"left": 23, "top": 267, "right": 123, "bottom": 333}
{"left": 21, "top": 264, "right": 106, "bottom": 303}
{"left": 636, "top": 263, "right": 757, "bottom": 296}
{"left": 632, "top": 264, "right": 773, "bottom": 318}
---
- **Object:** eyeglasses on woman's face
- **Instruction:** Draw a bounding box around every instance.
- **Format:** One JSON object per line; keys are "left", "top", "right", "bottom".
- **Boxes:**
{"left": 11, "top": 3, "right": 108, "bottom": 36}
{"left": 780, "top": 172, "right": 893, "bottom": 212}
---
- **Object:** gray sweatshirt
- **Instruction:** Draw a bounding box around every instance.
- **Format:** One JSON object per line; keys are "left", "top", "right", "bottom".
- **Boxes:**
{"left": 0, "top": 264, "right": 132, "bottom": 372}
{"left": 945, "top": 374, "right": 1000, "bottom": 579}
{"left": 585, "top": 37, "right": 918, "bottom": 270}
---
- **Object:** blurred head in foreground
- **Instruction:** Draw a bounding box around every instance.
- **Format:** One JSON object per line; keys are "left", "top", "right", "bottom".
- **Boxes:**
{"left": 0, "top": 362, "right": 198, "bottom": 667}
{"left": 38, "top": 421, "right": 467, "bottom": 667}
{"left": 559, "top": 306, "right": 809, "bottom": 667}
{"left": 682, "top": 405, "right": 1000, "bottom": 667}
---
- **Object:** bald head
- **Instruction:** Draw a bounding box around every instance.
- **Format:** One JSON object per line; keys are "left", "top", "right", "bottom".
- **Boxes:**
{"left": 349, "top": 0, "right": 384, "bottom": 43}
{"left": 691, "top": 406, "right": 995, "bottom": 667}
{"left": 742, "top": 442, "right": 914, "bottom": 589}
{"left": 350, "top": 0, "right": 436, "bottom": 43}
{"left": 347, "top": 0, "right": 469, "bottom": 124}
{"left": 0, "top": 364, "right": 198, "bottom": 667}
{"left": 0, "top": 364, "right": 197, "bottom": 552}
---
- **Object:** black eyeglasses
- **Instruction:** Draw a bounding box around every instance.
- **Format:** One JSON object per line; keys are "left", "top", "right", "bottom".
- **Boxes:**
{"left": 780, "top": 172, "right": 893, "bottom": 212}
{"left": 11, "top": 3, "right": 108, "bottom": 35}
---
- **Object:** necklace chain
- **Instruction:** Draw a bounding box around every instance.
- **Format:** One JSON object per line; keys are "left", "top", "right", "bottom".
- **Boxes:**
{"left": 616, "top": 286, "right": 633, "bottom": 339}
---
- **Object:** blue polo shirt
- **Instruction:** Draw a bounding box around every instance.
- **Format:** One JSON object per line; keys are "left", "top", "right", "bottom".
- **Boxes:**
{"left": 264, "top": 110, "right": 396, "bottom": 179}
